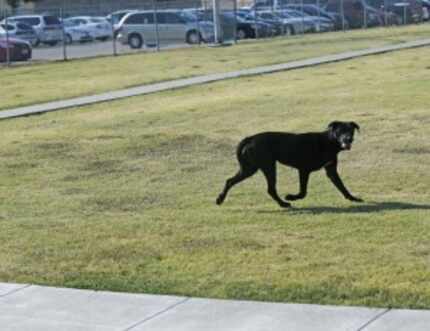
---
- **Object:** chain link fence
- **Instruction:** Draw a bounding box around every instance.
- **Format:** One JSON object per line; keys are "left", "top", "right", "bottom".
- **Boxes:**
{"left": 0, "top": 0, "right": 425, "bottom": 66}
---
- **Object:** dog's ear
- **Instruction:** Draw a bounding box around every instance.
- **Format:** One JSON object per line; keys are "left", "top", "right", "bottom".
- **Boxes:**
{"left": 327, "top": 121, "right": 341, "bottom": 139}
{"left": 350, "top": 121, "right": 360, "bottom": 133}
{"left": 328, "top": 121, "right": 341, "bottom": 131}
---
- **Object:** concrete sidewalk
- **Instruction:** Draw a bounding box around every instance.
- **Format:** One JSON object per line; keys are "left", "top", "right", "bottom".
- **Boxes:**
{"left": 1, "top": 283, "right": 429, "bottom": 331}
{"left": 2, "top": 38, "right": 430, "bottom": 121}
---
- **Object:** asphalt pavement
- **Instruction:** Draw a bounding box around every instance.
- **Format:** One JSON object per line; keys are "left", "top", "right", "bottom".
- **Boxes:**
{"left": 1, "top": 283, "right": 429, "bottom": 331}
{"left": 30, "top": 40, "right": 189, "bottom": 62}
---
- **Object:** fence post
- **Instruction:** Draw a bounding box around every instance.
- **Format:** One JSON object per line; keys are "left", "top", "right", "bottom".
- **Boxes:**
{"left": 110, "top": 11, "right": 118, "bottom": 56}
{"left": 233, "top": 0, "right": 237, "bottom": 43}
{"left": 60, "top": 7, "right": 68, "bottom": 61}
{"left": 152, "top": 0, "right": 160, "bottom": 51}
{"left": 383, "top": 0, "right": 387, "bottom": 25}
{"left": 213, "top": 0, "right": 223, "bottom": 43}
{"left": 5, "top": 15, "right": 10, "bottom": 66}
{"left": 253, "top": 0, "right": 258, "bottom": 39}
{"left": 341, "top": 0, "right": 346, "bottom": 31}
{"left": 194, "top": 3, "right": 201, "bottom": 45}
{"left": 363, "top": 5, "right": 367, "bottom": 28}
{"left": 317, "top": 0, "right": 321, "bottom": 33}
{"left": 300, "top": 0, "right": 305, "bottom": 34}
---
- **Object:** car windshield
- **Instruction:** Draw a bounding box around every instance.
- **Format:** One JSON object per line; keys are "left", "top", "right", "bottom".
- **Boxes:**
{"left": 286, "top": 11, "right": 303, "bottom": 17}
{"left": 15, "top": 17, "right": 40, "bottom": 26}
{"left": 44, "top": 16, "right": 61, "bottom": 25}
{"left": 17, "top": 23, "right": 33, "bottom": 30}
{"left": 0, "top": 23, "right": 15, "bottom": 31}
{"left": 260, "top": 12, "right": 276, "bottom": 19}
{"left": 276, "top": 12, "right": 289, "bottom": 18}
{"left": 64, "top": 20, "right": 78, "bottom": 27}
{"left": 90, "top": 18, "right": 106, "bottom": 23}
{"left": 180, "top": 11, "right": 198, "bottom": 22}
{"left": 113, "top": 12, "right": 132, "bottom": 24}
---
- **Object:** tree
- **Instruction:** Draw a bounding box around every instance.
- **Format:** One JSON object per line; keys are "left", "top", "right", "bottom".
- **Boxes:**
{"left": 6, "top": 0, "right": 41, "bottom": 9}
{"left": 6, "top": 0, "right": 20, "bottom": 9}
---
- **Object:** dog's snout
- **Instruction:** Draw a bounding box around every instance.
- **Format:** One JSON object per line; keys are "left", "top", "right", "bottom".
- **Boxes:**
{"left": 341, "top": 134, "right": 353, "bottom": 143}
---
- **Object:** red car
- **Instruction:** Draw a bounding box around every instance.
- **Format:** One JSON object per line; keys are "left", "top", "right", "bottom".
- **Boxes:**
{"left": 0, "top": 37, "right": 32, "bottom": 62}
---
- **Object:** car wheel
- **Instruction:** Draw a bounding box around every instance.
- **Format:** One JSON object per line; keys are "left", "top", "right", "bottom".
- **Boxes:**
{"left": 285, "top": 26, "right": 293, "bottom": 36}
{"left": 31, "top": 38, "right": 40, "bottom": 47}
{"left": 237, "top": 28, "right": 247, "bottom": 40}
{"left": 128, "top": 33, "right": 143, "bottom": 49}
{"left": 186, "top": 30, "right": 201, "bottom": 44}
{"left": 65, "top": 34, "right": 73, "bottom": 45}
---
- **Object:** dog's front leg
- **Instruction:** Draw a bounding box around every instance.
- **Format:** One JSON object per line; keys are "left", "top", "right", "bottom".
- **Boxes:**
{"left": 325, "top": 163, "right": 363, "bottom": 202}
{"left": 285, "top": 170, "right": 310, "bottom": 201}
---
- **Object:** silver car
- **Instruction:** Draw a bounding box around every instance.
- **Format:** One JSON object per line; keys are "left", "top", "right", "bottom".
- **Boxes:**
{"left": 4, "top": 15, "right": 63, "bottom": 46}
{"left": 116, "top": 10, "right": 214, "bottom": 49}
{"left": 0, "top": 21, "right": 39, "bottom": 46}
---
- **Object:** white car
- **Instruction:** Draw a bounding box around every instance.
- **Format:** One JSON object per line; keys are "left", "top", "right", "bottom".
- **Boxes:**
{"left": 63, "top": 19, "right": 93, "bottom": 44}
{"left": 64, "top": 16, "right": 112, "bottom": 41}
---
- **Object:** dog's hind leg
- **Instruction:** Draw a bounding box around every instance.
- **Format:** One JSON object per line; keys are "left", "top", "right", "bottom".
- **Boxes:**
{"left": 216, "top": 165, "right": 257, "bottom": 205}
{"left": 285, "top": 170, "right": 310, "bottom": 201}
{"left": 261, "top": 162, "right": 291, "bottom": 208}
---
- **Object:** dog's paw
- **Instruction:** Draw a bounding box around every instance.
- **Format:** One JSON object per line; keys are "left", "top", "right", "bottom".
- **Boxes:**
{"left": 285, "top": 194, "right": 297, "bottom": 201}
{"left": 216, "top": 195, "right": 225, "bottom": 205}
{"left": 279, "top": 201, "right": 292, "bottom": 208}
{"left": 349, "top": 196, "right": 364, "bottom": 203}
{"left": 285, "top": 194, "right": 303, "bottom": 201}
{"left": 285, "top": 194, "right": 305, "bottom": 201}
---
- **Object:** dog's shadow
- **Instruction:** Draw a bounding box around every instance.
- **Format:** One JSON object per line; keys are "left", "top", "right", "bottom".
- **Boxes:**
{"left": 256, "top": 201, "right": 430, "bottom": 215}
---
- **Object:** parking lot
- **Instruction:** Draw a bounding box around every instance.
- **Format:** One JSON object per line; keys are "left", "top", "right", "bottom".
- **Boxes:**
{"left": 1, "top": 0, "right": 429, "bottom": 65}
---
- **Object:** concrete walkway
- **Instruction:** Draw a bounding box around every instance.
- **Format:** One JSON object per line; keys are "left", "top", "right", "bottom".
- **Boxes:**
{"left": 2, "top": 38, "right": 430, "bottom": 121}
{"left": 1, "top": 283, "right": 429, "bottom": 331}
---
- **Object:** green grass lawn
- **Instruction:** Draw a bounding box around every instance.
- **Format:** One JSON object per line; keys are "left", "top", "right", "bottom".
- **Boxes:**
{"left": 0, "top": 46, "right": 429, "bottom": 309}
{"left": 2, "top": 24, "right": 430, "bottom": 110}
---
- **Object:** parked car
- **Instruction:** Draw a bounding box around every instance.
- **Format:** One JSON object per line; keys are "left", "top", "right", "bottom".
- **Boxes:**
{"left": 183, "top": 9, "right": 236, "bottom": 42}
{"left": 3, "top": 15, "right": 62, "bottom": 46}
{"left": 256, "top": 11, "right": 295, "bottom": 35}
{"left": 236, "top": 10, "right": 280, "bottom": 37}
{"left": 0, "top": 21, "right": 38, "bottom": 46}
{"left": 250, "top": 11, "right": 287, "bottom": 35}
{"left": 325, "top": 0, "right": 383, "bottom": 28}
{"left": 107, "top": 9, "right": 138, "bottom": 31}
{"left": 285, "top": 4, "right": 347, "bottom": 30}
{"left": 0, "top": 37, "right": 32, "bottom": 62}
{"left": 277, "top": 9, "right": 319, "bottom": 32}
{"left": 64, "top": 16, "right": 112, "bottom": 41}
{"left": 62, "top": 19, "right": 93, "bottom": 44}
{"left": 210, "top": 10, "right": 272, "bottom": 40}
{"left": 390, "top": 0, "right": 423, "bottom": 23}
{"left": 116, "top": 10, "right": 215, "bottom": 48}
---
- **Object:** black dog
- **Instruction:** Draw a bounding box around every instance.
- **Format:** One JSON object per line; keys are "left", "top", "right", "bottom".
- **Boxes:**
{"left": 216, "top": 121, "right": 363, "bottom": 208}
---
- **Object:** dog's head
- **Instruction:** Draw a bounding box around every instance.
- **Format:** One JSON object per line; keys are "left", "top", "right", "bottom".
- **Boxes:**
{"left": 327, "top": 121, "right": 360, "bottom": 151}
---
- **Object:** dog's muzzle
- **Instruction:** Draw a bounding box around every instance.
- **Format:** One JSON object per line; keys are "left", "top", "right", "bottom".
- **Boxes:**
{"left": 341, "top": 142, "right": 352, "bottom": 150}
